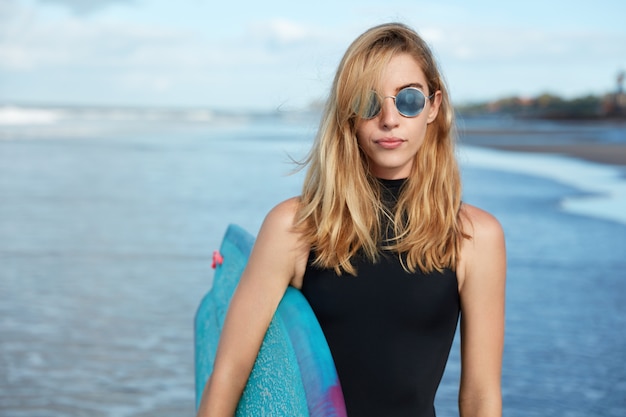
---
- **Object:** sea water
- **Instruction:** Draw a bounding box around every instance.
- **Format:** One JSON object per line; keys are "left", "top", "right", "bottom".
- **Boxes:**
{"left": 0, "top": 110, "right": 625, "bottom": 416}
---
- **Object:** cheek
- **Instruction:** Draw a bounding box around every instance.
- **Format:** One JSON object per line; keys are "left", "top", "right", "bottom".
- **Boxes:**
{"left": 410, "top": 118, "right": 430, "bottom": 139}
{"left": 355, "top": 121, "right": 371, "bottom": 147}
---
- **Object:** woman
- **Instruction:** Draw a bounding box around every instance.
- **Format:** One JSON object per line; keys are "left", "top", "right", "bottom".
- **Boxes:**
{"left": 197, "top": 22, "right": 506, "bottom": 417}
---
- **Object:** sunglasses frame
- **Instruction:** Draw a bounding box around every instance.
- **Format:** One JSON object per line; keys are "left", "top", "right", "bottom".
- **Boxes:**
{"left": 360, "top": 87, "right": 435, "bottom": 119}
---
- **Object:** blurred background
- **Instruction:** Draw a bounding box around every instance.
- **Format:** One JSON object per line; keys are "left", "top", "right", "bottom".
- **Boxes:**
{"left": 1, "top": 1, "right": 625, "bottom": 416}
{"left": 1, "top": 0, "right": 625, "bottom": 110}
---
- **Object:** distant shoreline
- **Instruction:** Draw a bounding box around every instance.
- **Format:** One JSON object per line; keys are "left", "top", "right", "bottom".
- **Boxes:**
{"left": 2, "top": 103, "right": 624, "bottom": 167}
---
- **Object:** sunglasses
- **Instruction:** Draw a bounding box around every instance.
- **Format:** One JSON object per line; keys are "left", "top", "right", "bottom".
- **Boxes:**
{"left": 358, "top": 87, "right": 434, "bottom": 119}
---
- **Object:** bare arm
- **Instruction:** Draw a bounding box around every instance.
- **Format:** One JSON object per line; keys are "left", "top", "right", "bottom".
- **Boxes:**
{"left": 196, "top": 198, "right": 305, "bottom": 417}
{"left": 457, "top": 205, "right": 506, "bottom": 417}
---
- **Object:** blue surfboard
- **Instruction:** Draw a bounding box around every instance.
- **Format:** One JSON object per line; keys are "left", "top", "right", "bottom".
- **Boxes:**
{"left": 194, "top": 224, "right": 346, "bottom": 416}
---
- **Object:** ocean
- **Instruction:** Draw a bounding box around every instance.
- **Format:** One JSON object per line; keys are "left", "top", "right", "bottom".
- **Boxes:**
{"left": 0, "top": 108, "right": 625, "bottom": 416}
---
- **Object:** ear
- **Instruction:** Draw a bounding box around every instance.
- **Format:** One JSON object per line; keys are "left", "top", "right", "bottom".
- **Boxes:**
{"left": 426, "top": 90, "right": 442, "bottom": 124}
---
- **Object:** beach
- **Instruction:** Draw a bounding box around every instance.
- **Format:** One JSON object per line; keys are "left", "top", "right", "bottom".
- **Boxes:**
{"left": 0, "top": 112, "right": 625, "bottom": 416}
{"left": 457, "top": 117, "right": 626, "bottom": 166}
{"left": 471, "top": 142, "right": 626, "bottom": 167}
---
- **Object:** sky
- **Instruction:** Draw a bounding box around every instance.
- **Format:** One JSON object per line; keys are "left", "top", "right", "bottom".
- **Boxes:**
{"left": 1, "top": 0, "right": 625, "bottom": 111}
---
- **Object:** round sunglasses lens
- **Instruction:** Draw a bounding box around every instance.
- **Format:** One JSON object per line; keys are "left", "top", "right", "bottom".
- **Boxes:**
{"left": 396, "top": 88, "right": 425, "bottom": 117}
{"left": 363, "top": 91, "right": 381, "bottom": 119}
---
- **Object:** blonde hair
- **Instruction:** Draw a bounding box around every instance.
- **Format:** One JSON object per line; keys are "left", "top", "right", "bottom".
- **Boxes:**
{"left": 295, "top": 22, "right": 465, "bottom": 275}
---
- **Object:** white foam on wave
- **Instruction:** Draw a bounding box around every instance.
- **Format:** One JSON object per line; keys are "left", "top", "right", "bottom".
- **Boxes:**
{"left": 460, "top": 145, "right": 626, "bottom": 226}
{"left": 0, "top": 105, "right": 220, "bottom": 127}
{"left": 0, "top": 106, "right": 63, "bottom": 125}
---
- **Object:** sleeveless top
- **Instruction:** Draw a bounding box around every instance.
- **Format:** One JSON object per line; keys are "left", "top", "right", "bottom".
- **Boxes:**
{"left": 301, "top": 178, "right": 460, "bottom": 417}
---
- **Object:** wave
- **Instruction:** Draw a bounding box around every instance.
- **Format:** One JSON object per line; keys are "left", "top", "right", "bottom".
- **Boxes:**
{"left": 460, "top": 145, "right": 626, "bottom": 226}
{"left": 0, "top": 106, "right": 64, "bottom": 125}
{"left": 0, "top": 105, "right": 219, "bottom": 125}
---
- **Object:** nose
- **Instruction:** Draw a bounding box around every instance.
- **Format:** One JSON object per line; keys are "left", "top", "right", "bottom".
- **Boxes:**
{"left": 379, "top": 96, "right": 399, "bottom": 129}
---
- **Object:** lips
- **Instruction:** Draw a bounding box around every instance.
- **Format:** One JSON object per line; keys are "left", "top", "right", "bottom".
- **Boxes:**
{"left": 374, "top": 138, "right": 405, "bottom": 149}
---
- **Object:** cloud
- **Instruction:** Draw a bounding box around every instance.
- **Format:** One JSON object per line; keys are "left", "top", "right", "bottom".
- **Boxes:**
{"left": 2, "top": 2, "right": 624, "bottom": 109}
{"left": 0, "top": 3, "right": 203, "bottom": 71}
{"left": 0, "top": 2, "right": 219, "bottom": 105}
{"left": 37, "top": 0, "right": 135, "bottom": 15}
{"left": 0, "top": 5, "right": 340, "bottom": 108}
{"left": 422, "top": 22, "right": 626, "bottom": 68}
{"left": 427, "top": 24, "right": 626, "bottom": 102}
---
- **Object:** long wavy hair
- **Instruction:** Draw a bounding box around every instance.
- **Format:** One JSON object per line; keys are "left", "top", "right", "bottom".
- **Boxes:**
{"left": 295, "top": 22, "right": 465, "bottom": 276}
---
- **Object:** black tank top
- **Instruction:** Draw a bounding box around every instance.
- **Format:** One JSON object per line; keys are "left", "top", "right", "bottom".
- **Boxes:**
{"left": 301, "top": 179, "right": 460, "bottom": 417}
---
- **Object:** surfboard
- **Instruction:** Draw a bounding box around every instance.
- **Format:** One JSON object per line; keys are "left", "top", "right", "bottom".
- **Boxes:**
{"left": 194, "top": 224, "right": 346, "bottom": 416}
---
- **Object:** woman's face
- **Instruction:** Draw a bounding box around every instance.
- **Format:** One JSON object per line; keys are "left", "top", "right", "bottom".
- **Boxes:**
{"left": 355, "top": 53, "right": 441, "bottom": 180}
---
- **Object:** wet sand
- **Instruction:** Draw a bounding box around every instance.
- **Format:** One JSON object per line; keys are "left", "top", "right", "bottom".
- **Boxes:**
{"left": 480, "top": 143, "right": 626, "bottom": 167}
{"left": 458, "top": 118, "right": 626, "bottom": 167}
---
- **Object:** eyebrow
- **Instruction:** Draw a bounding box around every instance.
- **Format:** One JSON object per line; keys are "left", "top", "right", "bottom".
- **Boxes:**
{"left": 396, "top": 82, "right": 425, "bottom": 93}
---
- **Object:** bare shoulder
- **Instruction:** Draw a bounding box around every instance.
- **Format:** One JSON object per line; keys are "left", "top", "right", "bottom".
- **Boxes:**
{"left": 260, "top": 197, "right": 299, "bottom": 230}
{"left": 266, "top": 196, "right": 300, "bottom": 220}
{"left": 457, "top": 203, "right": 506, "bottom": 291}
{"left": 459, "top": 203, "right": 504, "bottom": 242}
{"left": 255, "top": 197, "right": 309, "bottom": 288}
{"left": 257, "top": 196, "right": 302, "bottom": 246}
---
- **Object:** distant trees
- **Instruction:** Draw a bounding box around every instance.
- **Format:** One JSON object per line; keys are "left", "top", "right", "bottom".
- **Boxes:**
{"left": 456, "top": 93, "right": 622, "bottom": 119}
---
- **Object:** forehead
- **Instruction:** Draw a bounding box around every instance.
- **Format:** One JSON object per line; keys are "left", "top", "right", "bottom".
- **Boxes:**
{"left": 378, "top": 53, "right": 427, "bottom": 91}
